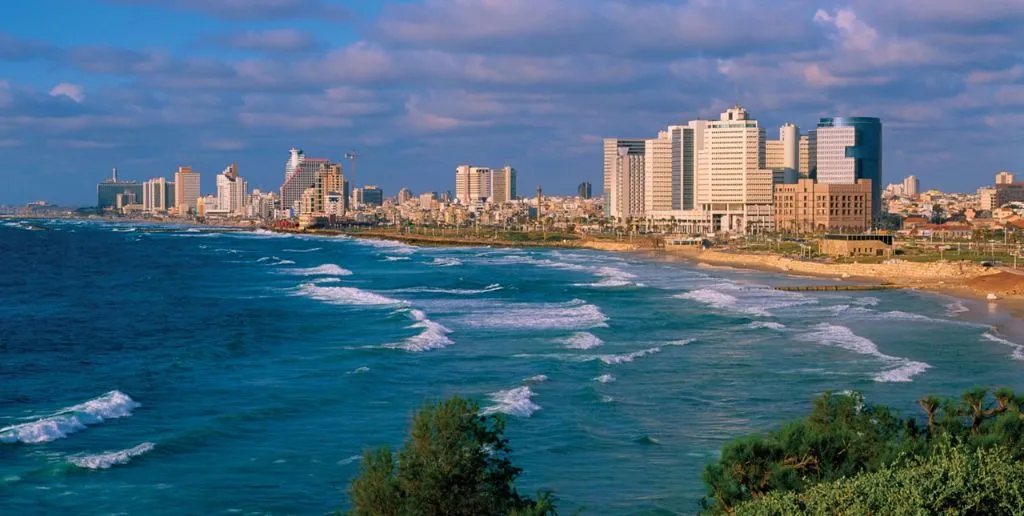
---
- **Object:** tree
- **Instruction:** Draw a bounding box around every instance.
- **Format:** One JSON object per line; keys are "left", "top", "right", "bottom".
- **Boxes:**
{"left": 345, "top": 396, "right": 556, "bottom": 516}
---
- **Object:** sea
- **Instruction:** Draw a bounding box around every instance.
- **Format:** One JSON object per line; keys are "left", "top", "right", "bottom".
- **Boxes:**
{"left": 2, "top": 218, "right": 1023, "bottom": 515}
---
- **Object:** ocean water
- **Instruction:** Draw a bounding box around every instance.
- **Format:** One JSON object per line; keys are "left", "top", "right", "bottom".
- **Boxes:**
{"left": 2, "top": 219, "right": 1023, "bottom": 514}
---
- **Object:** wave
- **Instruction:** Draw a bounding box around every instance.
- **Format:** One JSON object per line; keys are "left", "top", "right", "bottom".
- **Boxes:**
{"left": 523, "top": 374, "right": 548, "bottom": 384}
{"left": 560, "top": 332, "right": 604, "bottom": 350}
{"left": 675, "top": 284, "right": 817, "bottom": 317}
{"left": 573, "top": 266, "right": 638, "bottom": 288}
{"left": 945, "top": 301, "right": 970, "bottom": 316}
{"left": 338, "top": 455, "right": 362, "bottom": 466}
{"left": 982, "top": 333, "right": 1024, "bottom": 361}
{"left": 796, "top": 324, "right": 931, "bottom": 382}
{"left": 430, "top": 257, "right": 463, "bottom": 267}
{"left": 0, "top": 391, "right": 141, "bottom": 444}
{"left": 490, "top": 254, "right": 636, "bottom": 288}
{"left": 353, "top": 238, "right": 417, "bottom": 255}
{"left": 386, "top": 309, "right": 454, "bottom": 352}
{"left": 281, "top": 264, "right": 353, "bottom": 277}
{"left": 257, "top": 256, "right": 295, "bottom": 266}
{"left": 748, "top": 321, "right": 786, "bottom": 330}
{"left": 455, "top": 299, "right": 608, "bottom": 331}
{"left": 392, "top": 284, "right": 503, "bottom": 296}
{"left": 595, "top": 347, "right": 662, "bottom": 364}
{"left": 314, "top": 277, "right": 342, "bottom": 284}
{"left": 594, "top": 374, "right": 616, "bottom": 384}
{"left": 482, "top": 386, "right": 541, "bottom": 418}
{"left": 382, "top": 256, "right": 411, "bottom": 262}
{"left": 347, "top": 366, "right": 370, "bottom": 375}
{"left": 853, "top": 297, "right": 881, "bottom": 307}
{"left": 68, "top": 442, "right": 154, "bottom": 469}
{"left": 282, "top": 248, "right": 322, "bottom": 253}
{"left": 296, "top": 283, "right": 405, "bottom": 306}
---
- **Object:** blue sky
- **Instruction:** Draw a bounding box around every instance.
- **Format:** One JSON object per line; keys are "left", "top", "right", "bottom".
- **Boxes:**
{"left": 1, "top": 0, "right": 1022, "bottom": 205}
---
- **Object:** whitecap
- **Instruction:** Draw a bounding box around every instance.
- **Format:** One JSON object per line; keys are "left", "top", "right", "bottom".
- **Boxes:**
{"left": 595, "top": 347, "right": 662, "bottom": 365}
{"left": 523, "top": 374, "right": 548, "bottom": 384}
{"left": 748, "top": 321, "right": 786, "bottom": 330}
{"left": 482, "top": 386, "right": 541, "bottom": 418}
{"left": 594, "top": 374, "right": 616, "bottom": 384}
{"left": 314, "top": 277, "right": 343, "bottom": 284}
{"left": 0, "top": 391, "right": 141, "bottom": 444}
{"left": 945, "top": 302, "right": 970, "bottom": 316}
{"left": 296, "top": 283, "right": 405, "bottom": 306}
{"left": 429, "top": 257, "right": 463, "bottom": 267}
{"left": 795, "top": 324, "right": 931, "bottom": 382}
{"left": 281, "top": 264, "right": 353, "bottom": 277}
{"left": 853, "top": 297, "right": 881, "bottom": 307}
{"left": 353, "top": 238, "right": 417, "bottom": 255}
{"left": 338, "top": 455, "right": 362, "bottom": 466}
{"left": 982, "top": 333, "right": 1024, "bottom": 361}
{"left": 573, "top": 266, "right": 638, "bottom": 288}
{"left": 600, "top": 395, "right": 615, "bottom": 403}
{"left": 347, "top": 366, "right": 370, "bottom": 375}
{"left": 68, "top": 442, "right": 154, "bottom": 469}
{"left": 675, "top": 284, "right": 816, "bottom": 317}
{"left": 386, "top": 309, "right": 454, "bottom": 352}
{"left": 282, "top": 248, "right": 322, "bottom": 253}
{"left": 455, "top": 299, "right": 608, "bottom": 331}
{"left": 382, "top": 256, "right": 411, "bottom": 262}
{"left": 392, "top": 284, "right": 503, "bottom": 296}
{"left": 560, "top": 332, "right": 604, "bottom": 350}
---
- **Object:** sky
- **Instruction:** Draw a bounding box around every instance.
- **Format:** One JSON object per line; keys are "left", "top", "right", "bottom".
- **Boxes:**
{"left": 1, "top": 0, "right": 1022, "bottom": 205}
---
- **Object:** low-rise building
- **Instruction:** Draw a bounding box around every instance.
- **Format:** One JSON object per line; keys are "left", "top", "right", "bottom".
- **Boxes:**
{"left": 773, "top": 178, "right": 872, "bottom": 233}
{"left": 819, "top": 234, "right": 893, "bottom": 257}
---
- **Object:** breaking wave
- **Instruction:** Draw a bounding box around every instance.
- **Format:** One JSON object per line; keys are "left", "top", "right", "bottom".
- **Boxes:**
{"left": 347, "top": 366, "right": 370, "bottom": 375}
{"left": 595, "top": 347, "right": 662, "bottom": 364}
{"left": 68, "top": 442, "right": 155, "bottom": 469}
{"left": 392, "top": 284, "right": 503, "bottom": 296}
{"left": 354, "top": 238, "right": 417, "bottom": 255}
{"left": 382, "top": 256, "right": 411, "bottom": 262}
{"left": 523, "top": 374, "right": 549, "bottom": 384}
{"left": 282, "top": 248, "right": 322, "bottom": 253}
{"left": 748, "top": 321, "right": 786, "bottom": 330}
{"left": 455, "top": 299, "right": 608, "bottom": 331}
{"left": 982, "top": 333, "right": 1024, "bottom": 361}
{"left": 482, "top": 386, "right": 541, "bottom": 418}
{"left": 560, "top": 332, "right": 604, "bottom": 350}
{"left": 796, "top": 324, "right": 931, "bottom": 382}
{"left": 594, "top": 374, "right": 616, "bottom": 384}
{"left": 945, "top": 301, "right": 970, "bottom": 316}
{"left": 430, "top": 257, "right": 463, "bottom": 267}
{"left": 281, "top": 264, "right": 353, "bottom": 277}
{"left": 0, "top": 391, "right": 141, "bottom": 444}
{"left": 296, "top": 283, "right": 405, "bottom": 306}
{"left": 386, "top": 309, "right": 454, "bottom": 352}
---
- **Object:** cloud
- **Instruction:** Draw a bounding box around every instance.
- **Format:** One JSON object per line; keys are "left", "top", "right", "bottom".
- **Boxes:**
{"left": 220, "top": 29, "right": 317, "bottom": 53}
{"left": 967, "top": 65, "right": 1024, "bottom": 85}
{"left": 49, "top": 82, "right": 86, "bottom": 103}
{"left": 106, "top": 0, "right": 351, "bottom": 21}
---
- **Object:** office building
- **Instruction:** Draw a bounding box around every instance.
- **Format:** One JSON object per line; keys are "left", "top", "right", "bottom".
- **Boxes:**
{"left": 979, "top": 184, "right": 1024, "bottom": 211}
{"left": 97, "top": 167, "right": 143, "bottom": 210}
{"left": 774, "top": 178, "right": 873, "bottom": 233}
{"left": 247, "top": 189, "right": 277, "bottom": 220}
{"left": 142, "top": 177, "right": 175, "bottom": 213}
{"left": 174, "top": 166, "right": 201, "bottom": 216}
{"left": 454, "top": 165, "right": 492, "bottom": 204}
{"left": 799, "top": 134, "right": 815, "bottom": 178}
{"left": 361, "top": 185, "right": 384, "bottom": 206}
{"left": 603, "top": 138, "right": 646, "bottom": 219}
{"left": 996, "top": 171, "right": 1015, "bottom": 185}
{"left": 490, "top": 165, "right": 517, "bottom": 203}
{"left": 765, "top": 139, "right": 785, "bottom": 170}
{"left": 902, "top": 175, "right": 920, "bottom": 197}
{"left": 314, "top": 162, "right": 346, "bottom": 214}
{"left": 215, "top": 163, "right": 247, "bottom": 216}
{"left": 695, "top": 105, "right": 773, "bottom": 233}
{"left": 644, "top": 126, "right": 692, "bottom": 212}
{"left": 578, "top": 182, "right": 592, "bottom": 199}
{"left": 281, "top": 148, "right": 329, "bottom": 214}
{"left": 814, "top": 117, "right": 882, "bottom": 221}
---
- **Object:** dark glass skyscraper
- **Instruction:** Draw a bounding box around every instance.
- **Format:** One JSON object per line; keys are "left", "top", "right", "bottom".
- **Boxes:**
{"left": 815, "top": 117, "right": 882, "bottom": 222}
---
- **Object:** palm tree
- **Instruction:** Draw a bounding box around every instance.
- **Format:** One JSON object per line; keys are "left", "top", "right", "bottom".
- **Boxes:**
{"left": 918, "top": 395, "right": 941, "bottom": 434}
{"left": 961, "top": 388, "right": 989, "bottom": 435}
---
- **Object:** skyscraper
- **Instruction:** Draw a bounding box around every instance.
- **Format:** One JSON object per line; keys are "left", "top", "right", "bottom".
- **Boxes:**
{"left": 454, "top": 165, "right": 492, "bottom": 204}
{"left": 644, "top": 126, "right": 691, "bottom": 212}
{"left": 489, "top": 165, "right": 517, "bottom": 203}
{"left": 143, "top": 177, "right": 175, "bottom": 213}
{"left": 215, "top": 163, "right": 247, "bottom": 216}
{"left": 577, "top": 181, "right": 592, "bottom": 199}
{"left": 798, "top": 135, "right": 812, "bottom": 178}
{"left": 780, "top": 123, "right": 799, "bottom": 174}
{"left": 603, "top": 138, "right": 645, "bottom": 219}
{"left": 902, "top": 175, "right": 920, "bottom": 197}
{"left": 314, "top": 162, "right": 345, "bottom": 214}
{"left": 174, "top": 166, "right": 200, "bottom": 216}
{"left": 815, "top": 117, "right": 883, "bottom": 221}
{"left": 696, "top": 105, "right": 773, "bottom": 233}
{"left": 97, "top": 167, "right": 143, "bottom": 210}
{"left": 996, "top": 171, "right": 1015, "bottom": 185}
{"left": 281, "top": 148, "right": 329, "bottom": 214}
{"left": 362, "top": 185, "right": 384, "bottom": 206}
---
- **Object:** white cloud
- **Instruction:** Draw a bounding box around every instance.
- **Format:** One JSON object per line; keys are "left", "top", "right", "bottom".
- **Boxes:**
{"left": 49, "top": 82, "right": 86, "bottom": 102}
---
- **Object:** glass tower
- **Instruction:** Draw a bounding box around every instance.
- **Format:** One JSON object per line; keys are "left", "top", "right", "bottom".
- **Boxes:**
{"left": 815, "top": 117, "right": 882, "bottom": 223}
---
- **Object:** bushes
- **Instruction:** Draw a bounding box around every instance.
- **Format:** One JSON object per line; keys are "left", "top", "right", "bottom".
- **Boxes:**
{"left": 702, "top": 388, "right": 1024, "bottom": 513}
{"left": 736, "top": 443, "right": 1024, "bottom": 515}
{"left": 344, "top": 396, "right": 555, "bottom": 516}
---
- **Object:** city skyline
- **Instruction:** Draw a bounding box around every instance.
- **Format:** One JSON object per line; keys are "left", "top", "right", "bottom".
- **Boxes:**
{"left": 2, "top": 1, "right": 1023, "bottom": 204}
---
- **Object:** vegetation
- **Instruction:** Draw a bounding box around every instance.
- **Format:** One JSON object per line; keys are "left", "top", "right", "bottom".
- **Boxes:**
{"left": 701, "top": 388, "right": 1024, "bottom": 514}
{"left": 344, "top": 396, "right": 556, "bottom": 516}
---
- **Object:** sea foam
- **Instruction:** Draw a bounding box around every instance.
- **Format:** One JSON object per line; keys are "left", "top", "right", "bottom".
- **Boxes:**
{"left": 482, "top": 386, "right": 541, "bottom": 418}
{"left": 594, "top": 374, "right": 616, "bottom": 384}
{"left": 0, "top": 391, "right": 141, "bottom": 444}
{"left": 796, "top": 324, "right": 931, "bottom": 382}
{"left": 392, "top": 284, "right": 503, "bottom": 296}
{"left": 296, "top": 283, "right": 404, "bottom": 306}
{"left": 429, "top": 257, "right": 463, "bottom": 267}
{"left": 281, "top": 264, "right": 353, "bottom": 277}
{"left": 675, "top": 284, "right": 816, "bottom": 317}
{"left": 387, "top": 309, "right": 454, "bottom": 352}
{"left": 982, "top": 332, "right": 1024, "bottom": 361}
{"left": 68, "top": 442, "right": 155, "bottom": 469}
{"left": 456, "top": 299, "right": 608, "bottom": 331}
{"left": 354, "top": 238, "right": 417, "bottom": 255}
{"left": 560, "top": 332, "right": 604, "bottom": 350}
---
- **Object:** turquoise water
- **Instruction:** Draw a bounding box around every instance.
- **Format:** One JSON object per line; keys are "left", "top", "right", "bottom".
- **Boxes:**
{"left": 2, "top": 219, "right": 1023, "bottom": 514}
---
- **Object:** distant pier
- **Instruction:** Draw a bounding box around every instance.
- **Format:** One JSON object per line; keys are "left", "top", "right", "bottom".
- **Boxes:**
{"left": 774, "top": 284, "right": 902, "bottom": 292}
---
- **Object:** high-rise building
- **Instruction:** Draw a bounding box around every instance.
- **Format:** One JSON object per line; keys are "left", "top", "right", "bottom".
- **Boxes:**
{"left": 397, "top": 188, "right": 413, "bottom": 205}
{"left": 489, "top": 165, "right": 517, "bottom": 203}
{"left": 247, "top": 189, "right": 277, "bottom": 220}
{"left": 142, "top": 177, "right": 175, "bottom": 213}
{"left": 798, "top": 135, "right": 811, "bottom": 178}
{"left": 996, "top": 171, "right": 1015, "bottom": 185}
{"left": 815, "top": 117, "right": 882, "bottom": 221}
{"left": 97, "top": 167, "right": 143, "bottom": 210}
{"left": 603, "top": 138, "right": 646, "bottom": 219}
{"left": 774, "top": 178, "right": 873, "bottom": 233}
{"left": 902, "top": 175, "right": 920, "bottom": 197}
{"left": 454, "top": 165, "right": 492, "bottom": 204}
{"left": 765, "top": 139, "right": 785, "bottom": 170}
{"left": 780, "top": 123, "right": 799, "bottom": 174}
{"left": 645, "top": 126, "right": 692, "bottom": 212}
{"left": 362, "top": 185, "right": 384, "bottom": 206}
{"left": 215, "top": 163, "right": 247, "bottom": 216}
{"left": 314, "top": 162, "right": 346, "bottom": 214}
{"left": 281, "top": 148, "right": 329, "bottom": 214}
{"left": 696, "top": 105, "right": 773, "bottom": 233}
{"left": 578, "top": 181, "right": 592, "bottom": 199}
{"left": 174, "top": 166, "right": 201, "bottom": 217}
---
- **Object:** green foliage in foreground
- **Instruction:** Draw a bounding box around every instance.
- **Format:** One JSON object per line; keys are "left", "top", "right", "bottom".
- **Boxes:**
{"left": 735, "top": 443, "right": 1024, "bottom": 515}
{"left": 344, "top": 396, "right": 556, "bottom": 516}
{"left": 702, "top": 388, "right": 1024, "bottom": 513}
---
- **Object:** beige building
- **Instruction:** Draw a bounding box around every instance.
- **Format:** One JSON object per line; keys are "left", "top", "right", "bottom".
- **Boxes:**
{"left": 996, "top": 171, "right": 1015, "bottom": 185}
{"left": 143, "top": 177, "right": 174, "bottom": 213}
{"left": 455, "top": 165, "right": 491, "bottom": 204}
{"left": 979, "top": 183, "right": 1024, "bottom": 211}
{"left": 774, "top": 178, "right": 873, "bottom": 233}
{"left": 604, "top": 138, "right": 646, "bottom": 219}
{"left": 819, "top": 234, "right": 892, "bottom": 257}
{"left": 489, "top": 165, "right": 517, "bottom": 203}
{"left": 174, "top": 166, "right": 200, "bottom": 216}
{"left": 313, "top": 162, "right": 345, "bottom": 214}
{"left": 696, "top": 105, "right": 773, "bottom": 233}
{"left": 799, "top": 134, "right": 814, "bottom": 178}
